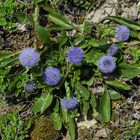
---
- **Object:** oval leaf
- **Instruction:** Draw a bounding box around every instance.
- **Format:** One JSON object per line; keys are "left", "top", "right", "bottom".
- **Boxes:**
{"left": 68, "top": 118, "right": 77, "bottom": 140}
{"left": 101, "top": 89, "right": 110, "bottom": 123}
{"left": 106, "top": 16, "right": 140, "bottom": 31}
{"left": 32, "top": 96, "right": 44, "bottom": 113}
{"left": 82, "top": 100, "right": 90, "bottom": 115}
{"left": 83, "top": 20, "right": 92, "bottom": 34}
{"left": 76, "top": 83, "right": 90, "bottom": 100}
{"left": 32, "top": 93, "right": 53, "bottom": 113}
{"left": 41, "top": 93, "right": 53, "bottom": 113}
{"left": 36, "top": 25, "right": 51, "bottom": 44}
{"left": 88, "top": 38, "right": 110, "bottom": 47}
{"left": 109, "top": 90, "right": 121, "bottom": 100}
{"left": 105, "top": 80, "right": 131, "bottom": 90}
{"left": 90, "top": 94, "right": 97, "bottom": 108}
{"left": 48, "top": 13, "right": 74, "bottom": 29}
{"left": 50, "top": 112, "right": 62, "bottom": 130}
{"left": 119, "top": 62, "right": 140, "bottom": 79}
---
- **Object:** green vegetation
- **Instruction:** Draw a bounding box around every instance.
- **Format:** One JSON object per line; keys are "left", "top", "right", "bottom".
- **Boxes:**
{"left": 0, "top": 112, "right": 31, "bottom": 140}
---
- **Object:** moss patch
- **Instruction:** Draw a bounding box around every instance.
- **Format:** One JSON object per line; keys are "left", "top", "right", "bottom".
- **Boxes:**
{"left": 30, "top": 115, "right": 60, "bottom": 140}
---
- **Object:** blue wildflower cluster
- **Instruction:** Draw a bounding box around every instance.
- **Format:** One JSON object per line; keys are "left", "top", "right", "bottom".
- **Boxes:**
{"left": 19, "top": 47, "right": 40, "bottom": 67}
{"left": 44, "top": 67, "right": 61, "bottom": 86}
{"left": 67, "top": 47, "right": 84, "bottom": 65}
{"left": 98, "top": 56, "right": 116, "bottom": 74}
{"left": 24, "top": 82, "right": 37, "bottom": 93}
{"left": 108, "top": 44, "right": 118, "bottom": 56}
{"left": 61, "top": 98, "right": 78, "bottom": 110}
{"left": 114, "top": 25, "right": 130, "bottom": 41}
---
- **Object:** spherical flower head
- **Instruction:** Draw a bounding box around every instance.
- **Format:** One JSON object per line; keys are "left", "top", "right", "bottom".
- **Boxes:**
{"left": 19, "top": 47, "right": 40, "bottom": 67}
{"left": 114, "top": 25, "right": 130, "bottom": 41}
{"left": 98, "top": 56, "right": 116, "bottom": 74}
{"left": 24, "top": 82, "right": 37, "bottom": 93}
{"left": 61, "top": 98, "right": 78, "bottom": 110}
{"left": 108, "top": 44, "right": 118, "bottom": 56}
{"left": 44, "top": 67, "right": 61, "bottom": 86}
{"left": 67, "top": 47, "right": 84, "bottom": 65}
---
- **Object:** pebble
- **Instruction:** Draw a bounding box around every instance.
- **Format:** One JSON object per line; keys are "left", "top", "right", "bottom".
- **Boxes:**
{"left": 77, "top": 119, "right": 97, "bottom": 129}
{"left": 87, "top": 0, "right": 140, "bottom": 23}
{"left": 132, "top": 113, "right": 140, "bottom": 120}
{"left": 95, "top": 128, "right": 110, "bottom": 138}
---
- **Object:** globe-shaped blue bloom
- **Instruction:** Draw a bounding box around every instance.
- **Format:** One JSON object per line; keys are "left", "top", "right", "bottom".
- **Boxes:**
{"left": 19, "top": 47, "right": 40, "bottom": 67}
{"left": 98, "top": 56, "right": 116, "bottom": 74}
{"left": 108, "top": 44, "right": 118, "bottom": 56}
{"left": 44, "top": 67, "right": 61, "bottom": 86}
{"left": 24, "top": 81, "right": 37, "bottom": 93}
{"left": 61, "top": 98, "right": 78, "bottom": 110}
{"left": 67, "top": 47, "right": 84, "bottom": 65}
{"left": 114, "top": 25, "right": 130, "bottom": 41}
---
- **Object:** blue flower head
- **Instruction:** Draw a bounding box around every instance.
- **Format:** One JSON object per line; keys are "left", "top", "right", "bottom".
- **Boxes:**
{"left": 24, "top": 81, "right": 37, "bottom": 93}
{"left": 61, "top": 98, "right": 78, "bottom": 110}
{"left": 98, "top": 56, "right": 116, "bottom": 74}
{"left": 108, "top": 44, "right": 118, "bottom": 56}
{"left": 44, "top": 67, "right": 61, "bottom": 86}
{"left": 114, "top": 25, "right": 130, "bottom": 41}
{"left": 19, "top": 47, "right": 40, "bottom": 67}
{"left": 67, "top": 47, "right": 84, "bottom": 65}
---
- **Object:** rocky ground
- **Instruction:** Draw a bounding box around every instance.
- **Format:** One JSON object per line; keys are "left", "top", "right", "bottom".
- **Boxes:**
{"left": 87, "top": 0, "right": 140, "bottom": 23}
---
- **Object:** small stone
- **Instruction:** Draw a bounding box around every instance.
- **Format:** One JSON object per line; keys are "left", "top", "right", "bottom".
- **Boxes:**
{"left": 127, "top": 98, "right": 132, "bottom": 104}
{"left": 95, "top": 128, "right": 110, "bottom": 138}
{"left": 129, "top": 4, "right": 138, "bottom": 20}
{"left": 133, "top": 102, "right": 140, "bottom": 111}
{"left": 16, "top": 24, "right": 27, "bottom": 32}
{"left": 132, "top": 113, "right": 140, "bottom": 120}
{"left": 77, "top": 119, "right": 97, "bottom": 129}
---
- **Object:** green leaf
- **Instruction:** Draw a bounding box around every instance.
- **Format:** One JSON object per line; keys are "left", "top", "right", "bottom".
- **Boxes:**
{"left": 109, "top": 90, "right": 121, "bottom": 100}
{"left": 83, "top": 20, "right": 92, "bottom": 34}
{"left": 130, "top": 30, "right": 139, "bottom": 38}
{"left": 101, "top": 25, "right": 114, "bottom": 38}
{"left": 65, "top": 81, "right": 71, "bottom": 98}
{"left": 76, "top": 83, "right": 90, "bottom": 100}
{"left": 105, "top": 80, "right": 131, "bottom": 90}
{"left": 0, "top": 51, "right": 19, "bottom": 61}
{"left": 61, "top": 109, "right": 69, "bottom": 123}
{"left": 106, "top": 16, "right": 140, "bottom": 31}
{"left": 36, "top": 25, "right": 52, "bottom": 44}
{"left": 41, "top": 93, "right": 53, "bottom": 113}
{"left": 50, "top": 112, "right": 62, "bottom": 130}
{"left": 59, "top": 35, "right": 68, "bottom": 46}
{"left": 53, "top": 99, "right": 60, "bottom": 112}
{"left": 90, "top": 94, "right": 97, "bottom": 108}
{"left": 125, "top": 40, "right": 140, "bottom": 46}
{"left": 82, "top": 100, "right": 90, "bottom": 115}
{"left": 101, "top": 89, "right": 110, "bottom": 123}
{"left": 32, "top": 93, "right": 53, "bottom": 113}
{"left": 48, "top": 13, "right": 74, "bottom": 29}
{"left": 85, "top": 50, "right": 104, "bottom": 64}
{"left": 68, "top": 118, "right": 77, "bottom": 140}
{"left": 119, "top": 62, "right": 140, "bottom": 79}
{"left": 88, "top": 38, "right": 110, "bottom": 47}
{"left": 32, "top": 96, "right": 44, "bottom": 113}
{"left": 0, "top": 56, "right": 19, "bottom": 68}
{"left": 43, "top": 5, "right": 56, "bottom": 13}
{"left": 47, "top": 24, "right": 72, "bottom": 31}
{"left": 16, "top": 12, "right": 32, "bottom": 24}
